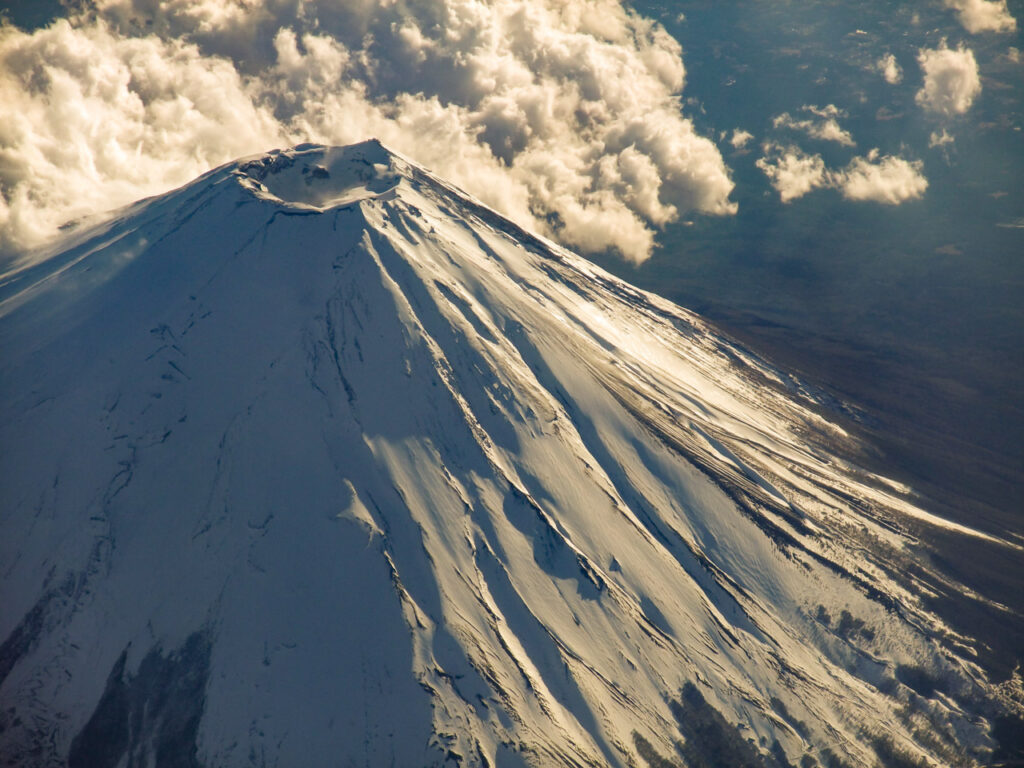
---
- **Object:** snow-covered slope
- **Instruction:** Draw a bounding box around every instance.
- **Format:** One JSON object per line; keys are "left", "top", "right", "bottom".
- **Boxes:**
{"left": 0, "top": 141, "right": 1013, "bottom": 767}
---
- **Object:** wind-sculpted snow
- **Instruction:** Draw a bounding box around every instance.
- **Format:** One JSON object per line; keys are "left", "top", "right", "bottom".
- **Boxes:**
{"left": 0, "top": 142, "right": 1014, "bottom": 767}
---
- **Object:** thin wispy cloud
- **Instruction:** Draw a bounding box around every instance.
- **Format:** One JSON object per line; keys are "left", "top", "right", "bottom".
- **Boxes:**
{"left": 0, "top": 0, "right": 737, "bottom": 264}
{"left": 772, "top": 105, "right": 855, "bottom": 147}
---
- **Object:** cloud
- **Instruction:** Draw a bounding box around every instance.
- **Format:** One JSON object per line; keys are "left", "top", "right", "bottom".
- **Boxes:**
{"left": 730, "top": 129, "right": 754, "bottom": 149}
{"left": 0, "top": 19, "right": 284, "bottom": 257}
{"left": 803, "top": 105, "right": 842, "bottom": 119}
{"left": 757, "top": 144, "right": 927, "bottom": 204}
{"left": 943, "top": 0, "right": 1017, "bottom": 34}
{"left": 837, "top": 150, "right": 929, "bottom": 204}
{"left": 771, "top": 105, "right": 855, "bottom": 146}
{"left": 0, "top": 0, "right": 736, "bottom": 265}
{"left": 876, "top": 53, "right": 903, "bottom": 84}
{"left": 929, "top": 129, "right": 955, "bottom": 147}
{"left": 915, "top": 42, "right": 982, "bottom": 116}
{"left": 755, "top": 144, "right": 828, "bottom": 202}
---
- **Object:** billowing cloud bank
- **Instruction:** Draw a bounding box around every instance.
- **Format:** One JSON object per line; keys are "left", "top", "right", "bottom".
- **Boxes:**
{"left": 0, "top": 19, "right": 282, "bottom": 255}
{"left": 0, "top": 0, "right": 737, "bottom": 264}
{"left": 916, "top": 42, "right": 982, "bottom": 116}
{"left": 943, "top": 0, "right": 1018, "bottom": 34}
{"left": 757, "top": 144, "right": 928, "bottom": 205}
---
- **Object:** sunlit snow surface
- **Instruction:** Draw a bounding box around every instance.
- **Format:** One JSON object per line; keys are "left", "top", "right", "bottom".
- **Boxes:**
{"left": 0, "top": 141, "right": 1015, "bottom": 766}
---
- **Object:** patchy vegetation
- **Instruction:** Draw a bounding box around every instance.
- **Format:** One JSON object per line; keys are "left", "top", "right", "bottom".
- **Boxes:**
{"left": 635, "top": 684, "right": 807, "bottom": 768}
{"left": 814, "top": 606, "right": 875, "bottom": 642}
{"left": 770, "top": 697, "right": 811, "bottom": 740}
{"left": 670, "top": 683, "right": 776, "bottom": 768}
{"left": 68, "top": 632, "right": 211, "bottom": 768}
{"left": 894, "top": 664, "right": 948, "bottom": 699}
{"left": 633, "top": 732, "right": 681, "bottom": 768}
{"left": 871, "top": 736, "right": 930, "bottom": 768}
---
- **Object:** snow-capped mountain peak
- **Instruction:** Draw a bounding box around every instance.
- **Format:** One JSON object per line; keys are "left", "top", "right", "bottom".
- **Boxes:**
{"left": 0, "top": 142, "right": 1011, "bottom": 767}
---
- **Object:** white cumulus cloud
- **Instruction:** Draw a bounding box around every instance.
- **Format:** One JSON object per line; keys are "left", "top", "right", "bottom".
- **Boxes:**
{"left": 943, "top": 0, "right": 1018, "bottom": 34}
{"left": 0, "top": 0, "right": 737, "bottom": 264}
{"left": 755, "top": 144, "right": 828, "bottom": 202}
{"left": 877, "top": 53, "right": 903, "bottom": 84}
{"left": 771, "top": 105, "right": 855, "bottom": 146}
{"left": 837, "top": 150, "right": 929, "bottom": 204}
{"left": 915, "top": 42, "right": 982, "bottom": 116}
{"left": 757, "top": 144, "right": 927, "bottom": 205}
{"left": 730, "top": 129, "right": 754, "bottom": 149}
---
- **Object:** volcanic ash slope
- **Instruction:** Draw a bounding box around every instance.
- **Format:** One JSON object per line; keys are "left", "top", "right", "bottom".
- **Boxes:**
{"left": 0, "top": 141, "right": 1009, "bottom": 767}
